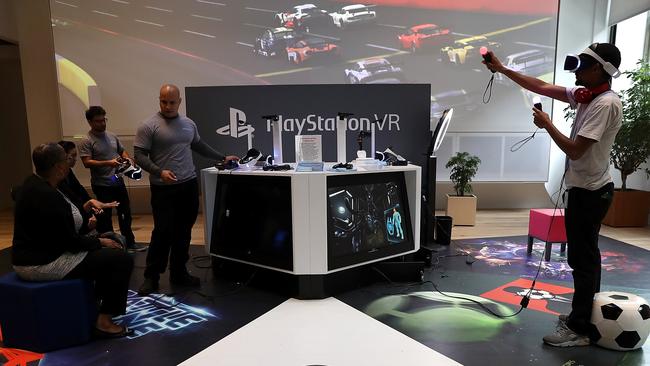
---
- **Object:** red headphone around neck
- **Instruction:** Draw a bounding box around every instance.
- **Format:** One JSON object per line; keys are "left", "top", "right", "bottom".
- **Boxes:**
{"left": 574, "top": 82, "right": 610, "bottom": 104}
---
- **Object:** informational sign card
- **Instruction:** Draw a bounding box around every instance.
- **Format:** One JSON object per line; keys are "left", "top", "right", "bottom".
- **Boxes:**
{"left": 295, "top": 135, "right": 322, "bottom": 163}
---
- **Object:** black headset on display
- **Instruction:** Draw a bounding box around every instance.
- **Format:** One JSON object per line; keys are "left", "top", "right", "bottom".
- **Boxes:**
{"left": 240, "top": 148, "right": 263, "bottom": 165}
{"left": 215, "top": 159, "right": 238, "bottom": 170}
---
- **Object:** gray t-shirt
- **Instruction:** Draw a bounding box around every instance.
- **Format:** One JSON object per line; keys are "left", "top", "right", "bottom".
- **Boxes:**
{"left": 134, "top": 113, "right": 200, "bottom": 186}
{"left": 565, "top": 87, "right": 622, "bottom": 190}
{"left": 78, "top": 131, "right": 125, "bottom": 186}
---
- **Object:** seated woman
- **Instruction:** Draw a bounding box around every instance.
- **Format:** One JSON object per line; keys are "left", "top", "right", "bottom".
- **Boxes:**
{"left": 57, "top": 140, "right": 119, "bottom": 237}
{"left": 12, "top": 143, "right": 134, "bottom": 338}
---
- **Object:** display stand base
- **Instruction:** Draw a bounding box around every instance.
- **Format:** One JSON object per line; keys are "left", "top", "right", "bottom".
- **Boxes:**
{"left": 415, "top": 243, "right": 452, "bottom": 267}
{"left": 373, "top": 261, "right": 425, "bottom": 282}
{"left": 211, "top": 256, "right": 426, "bottom": 299}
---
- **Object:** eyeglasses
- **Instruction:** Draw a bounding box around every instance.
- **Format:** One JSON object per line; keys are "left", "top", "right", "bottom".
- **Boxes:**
{"left": 92, "top": 117, "right": 108, "bottom": 123}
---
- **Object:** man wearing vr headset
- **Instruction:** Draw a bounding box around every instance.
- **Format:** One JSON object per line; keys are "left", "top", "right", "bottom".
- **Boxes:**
{"left": 134, "top": 84, "right": 239, "bottom": 295}
{"left": 79, "top": 106, "right": 146, "bottom": 253}
{"left": 484, "top": 43, "right": 622, "bottom": 347}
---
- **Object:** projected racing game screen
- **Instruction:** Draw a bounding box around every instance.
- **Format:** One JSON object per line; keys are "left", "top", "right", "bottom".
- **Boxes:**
{"left": 51, "top": 0, "right": 559, "bottom": 136}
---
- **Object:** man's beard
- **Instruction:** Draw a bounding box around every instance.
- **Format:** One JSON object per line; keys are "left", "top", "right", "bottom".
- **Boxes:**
{"left": 161, "top": 112, "right": 179, "bottom": 119}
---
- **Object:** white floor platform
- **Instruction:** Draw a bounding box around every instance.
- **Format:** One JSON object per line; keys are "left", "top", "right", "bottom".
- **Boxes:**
{"left": 180, "top": 297, "right": 461, "bottom": 366}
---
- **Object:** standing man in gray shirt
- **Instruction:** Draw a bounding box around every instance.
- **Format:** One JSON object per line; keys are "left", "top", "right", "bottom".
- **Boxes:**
{"left": 79, "top": 106, "right": 146, "bottom": 253}
{"left": 134, "top": 84, "right": 239, "bottom": 295}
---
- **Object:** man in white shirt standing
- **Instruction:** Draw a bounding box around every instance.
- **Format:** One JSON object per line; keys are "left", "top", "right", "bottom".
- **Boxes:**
{"left": 483, "top": 43, "right": 622, "bottom": 347}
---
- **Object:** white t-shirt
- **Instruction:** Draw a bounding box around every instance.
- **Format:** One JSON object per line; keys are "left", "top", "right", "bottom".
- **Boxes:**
{"left": 564, "top": 87, "right": 622, "bottom": 190}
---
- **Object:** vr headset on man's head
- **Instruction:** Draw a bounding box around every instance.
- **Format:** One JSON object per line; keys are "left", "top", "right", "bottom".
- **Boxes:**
{"left": 563, "top": 44, "right": 621, "bottom": 78}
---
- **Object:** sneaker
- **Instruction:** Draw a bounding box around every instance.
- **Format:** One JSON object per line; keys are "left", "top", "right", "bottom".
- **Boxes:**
{"left": 543, "top": 322, "right": 590, "bottom": 347}
{"left": 170, "top": 272, "right": 200, "bottom": 287}
{"left": 126, "top": 243, "right": 148, "bottom": 253}
{"left": 558, "top": 314, "right": 569, "bottom": 322}
{"left": 137, "top": 278, "right": 159, "bottom": 296}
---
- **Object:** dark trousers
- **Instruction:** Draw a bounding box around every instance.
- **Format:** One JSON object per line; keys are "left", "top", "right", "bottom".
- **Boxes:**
{"left": 92, "top": 183, "right": 136, "bottom": 246}
{"left": 565, "top": 182, "right": 614, "bottom": 335}
{"left": 65, "top": 248, "right": 134, "bottom": 315}
{"left": 144, "top": 179, "right": 199, "bottom": 280}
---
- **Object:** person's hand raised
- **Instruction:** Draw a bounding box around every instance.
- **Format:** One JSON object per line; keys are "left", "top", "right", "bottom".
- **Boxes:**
{"left": 86, "top": 199, "right": 119, "bottom": 215}
{"left": 482, "top": 51, "right": 506, "bottom": 74}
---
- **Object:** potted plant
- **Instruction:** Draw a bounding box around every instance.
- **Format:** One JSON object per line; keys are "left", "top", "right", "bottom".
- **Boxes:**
{"left": 603, "top": 60, "right": 650, "bottom": 227}
{"left": 445, "top": 151, "right": 481, "bottom": 226}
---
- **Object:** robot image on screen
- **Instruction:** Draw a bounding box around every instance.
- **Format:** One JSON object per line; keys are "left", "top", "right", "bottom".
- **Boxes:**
{"left": 328, "top": 178, "right": 409, "bottom": 259}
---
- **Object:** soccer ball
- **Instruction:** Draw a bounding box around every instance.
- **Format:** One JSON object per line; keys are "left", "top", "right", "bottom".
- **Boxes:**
{"left": 589, "top": 291, "right": 650, "bottom": 351}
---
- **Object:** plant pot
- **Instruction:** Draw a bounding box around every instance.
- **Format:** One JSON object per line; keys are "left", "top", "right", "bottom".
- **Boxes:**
{"left": 602, "top": 189, "right": 650, "bottom": 227}
{"left": 446, "top": 194, "right": 477, "bottom": 226}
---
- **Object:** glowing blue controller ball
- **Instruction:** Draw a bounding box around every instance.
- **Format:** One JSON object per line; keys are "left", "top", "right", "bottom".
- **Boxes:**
{"left": 589, "top": 291, "right": 650, "bottom": 350}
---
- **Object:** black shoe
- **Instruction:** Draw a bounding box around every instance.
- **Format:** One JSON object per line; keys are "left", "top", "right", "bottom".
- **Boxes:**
{"left": 170, "top": 272, "right": 200, "bottom": 287}
{"left": 93, "top": 326, "right": 134, "bottom": 339}
{"left": 126, "top": 243, "right": 148, "bottom": 253}
{"left": 138, "top": 278, "right": 159, "bottom": 295}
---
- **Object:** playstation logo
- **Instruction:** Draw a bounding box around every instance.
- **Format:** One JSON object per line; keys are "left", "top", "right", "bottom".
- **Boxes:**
{"left": 216, "top": 107, "right": 254, "bottom": 148}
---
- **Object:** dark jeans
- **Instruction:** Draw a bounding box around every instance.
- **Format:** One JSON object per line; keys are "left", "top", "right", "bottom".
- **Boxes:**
{"left": 65, "top": 248, "right": 134, "bottom": 315}
{"left": 92, "top": 183, "right": 136, "bottom": 247}
{"left": 144, "top": 179, "right": 199, "bottom": 280}
{"left": 565, "top": 182, "right": 614, "bottom": 335}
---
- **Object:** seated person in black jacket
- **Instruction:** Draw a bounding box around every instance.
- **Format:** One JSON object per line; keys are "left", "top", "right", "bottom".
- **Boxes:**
{"left": 57, "top": 140, "right": 119, "bottom": 237}
{"left": 12, "top": 143, "right": 134, "bottom": 338}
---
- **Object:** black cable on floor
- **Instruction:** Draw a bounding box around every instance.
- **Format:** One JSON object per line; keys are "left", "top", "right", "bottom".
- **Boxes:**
{"left": 146, "top": 269, "right": 258, "bottom": 309}
{"left": 372, "top": 258, "right": 525, "bottom": 318}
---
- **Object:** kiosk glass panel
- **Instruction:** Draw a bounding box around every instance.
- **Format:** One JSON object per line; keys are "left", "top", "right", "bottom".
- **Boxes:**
{"left": 211, "top": 175, "right": 293, "bottom": 271}
{"left": 327, "top": 172, "right": 414, "bottom": 270}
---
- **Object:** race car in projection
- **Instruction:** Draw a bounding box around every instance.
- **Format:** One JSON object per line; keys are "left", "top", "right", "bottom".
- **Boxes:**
{"left": 495, "top": 49, "right": 554, "bottom": 83}
{"left": 286, "top": 37, "right": 340, "bottom": 64}
{"left": 398, "top": 24, "right": 452, "bottom": 53}
{"left": 253, "top": 27, "right": 299, "bottom": 57}
{"left": 440, "top": 35, "right": 501, "bottom": 65}
{"left": 275, "top": 3, "right": 329, "bottom": 31}
{"left": 430, "top": 88, "right": 481, "bottom": 120}
{"left": 330, "top": 4, "right": 377, "bottom": 28}
{"left": 344, "top": 58, "right": 405, "bottom": 84}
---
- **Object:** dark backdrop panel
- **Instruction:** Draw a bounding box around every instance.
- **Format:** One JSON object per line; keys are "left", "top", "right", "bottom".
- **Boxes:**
{"left": 186, "top": 84, "right": 430, "bottom": 172}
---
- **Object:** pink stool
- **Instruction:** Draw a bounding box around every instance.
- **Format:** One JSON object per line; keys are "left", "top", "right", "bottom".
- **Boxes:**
{"left": 527, "top": 209, "right": 567, "bottom": 261}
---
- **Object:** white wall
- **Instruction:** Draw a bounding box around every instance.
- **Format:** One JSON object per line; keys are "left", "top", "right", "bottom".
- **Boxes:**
{"left": 0, "top": 0, "right": 17, "bottom": 43}
{"left": 0, "top": 0, "right": 62, "bottom": 151}
{"left": 0, "top": 44, "right": 32, "bottom": 209}
{"left": 0, "top": 0, "right": 61, "bottom": 209}
{"left": 610, "top": 11, "right": 650, "bottom": 193}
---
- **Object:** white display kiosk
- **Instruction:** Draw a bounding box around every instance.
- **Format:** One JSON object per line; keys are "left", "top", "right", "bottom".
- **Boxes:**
{"left": 201, "top": 164, "right": 421, "bottom": 298}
